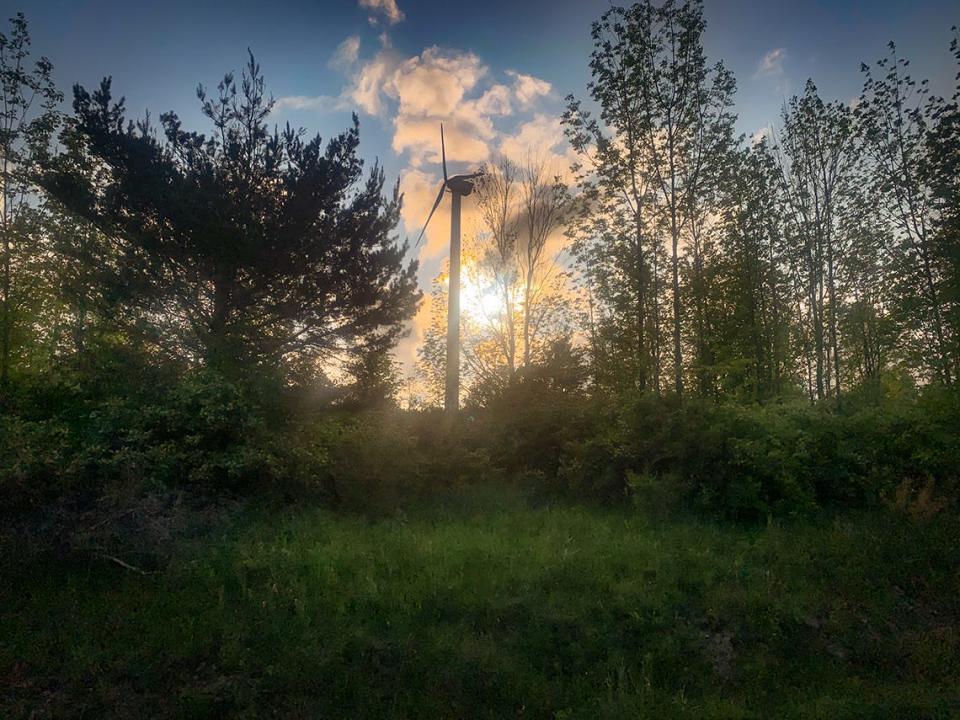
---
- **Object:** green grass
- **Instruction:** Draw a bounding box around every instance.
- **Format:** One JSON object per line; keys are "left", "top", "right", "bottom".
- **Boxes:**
{"left": 2, "top": 491, "right": 958, "bottom": 719}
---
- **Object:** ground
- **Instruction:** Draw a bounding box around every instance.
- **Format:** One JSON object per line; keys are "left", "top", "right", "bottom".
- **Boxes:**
{"left": 2, "top": 487, "right": 958, "bottom": 719}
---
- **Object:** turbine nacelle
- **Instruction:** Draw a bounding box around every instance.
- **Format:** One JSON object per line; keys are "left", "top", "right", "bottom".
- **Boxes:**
{"left": 446, "top": 173, "right": 483, "bottom": 197}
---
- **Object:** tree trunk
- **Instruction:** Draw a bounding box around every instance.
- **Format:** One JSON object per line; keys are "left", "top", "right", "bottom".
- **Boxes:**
{"left": 825, "top": 227, "right": 841, "bottom": 404}
{"left": 634, "top": 215, "right": 647, "bottom": 391}
{"left": 1, "top": 165, "right": 10, "bottom": 393}
{"left": 671, "top": 209, "right": 683, "bottom": 395}
{"left": 918, "top": 243, "right": 952, "bottom": 385}
{"left": 523, "top": 269, "right": 533, "bottom": 371}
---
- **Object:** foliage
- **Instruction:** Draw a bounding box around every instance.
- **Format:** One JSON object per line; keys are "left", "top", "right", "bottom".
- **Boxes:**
{"left": 0, "top": 355, "right": 296, "bottom": 510}
{"left": 0, "top": 12, "right": 63, "bottom": 394}
{"left": 564, "top": 0, "right": 737, "bottom": 396}
{"left": 856, "top": 40, "right": 957, "bottom": 385}
{"left": 42, "top": 53, "right": 419, "bottom": 378}
{"left": 477, "top": 385, "right": 960, "bottom": 520}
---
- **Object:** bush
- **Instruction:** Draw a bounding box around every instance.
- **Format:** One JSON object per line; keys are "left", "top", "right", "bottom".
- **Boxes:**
{"left": 478, "top": 386, "right": 960, "bottom": 521}
{"left": 3, "top": 347, "right": 958, "bottom": 525}
{"left": 294, "top": 409, "right": 499, "bottom": 514}
{"left": 0, "top": 360, "right": 292, "bottom": 511}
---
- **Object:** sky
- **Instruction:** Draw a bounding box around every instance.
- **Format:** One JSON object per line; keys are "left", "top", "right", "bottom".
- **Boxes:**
{"left": 7, "top": 0, "right": 958, "bottom": 373}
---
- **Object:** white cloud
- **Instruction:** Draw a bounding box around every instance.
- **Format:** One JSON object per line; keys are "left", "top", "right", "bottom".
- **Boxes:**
{"left": 754, "top": 48, "right": 787, "bottom": 79}
{"left": 750, "top": 125, "right": 773, "bottom": 146}
{"left": 359, "top": 0, "right": 405, "bottom": 26}
{"left": 273, "top": 94, "right": 339, "bottom": 112}
{"left": 391, "top": 48, "right": 487, "bottom": 117}
{"left": 329, "top": 35, "right": 361, "bottom": 70}
{"left": 499, "top": 114, "right": 577, "bottom": 183}
{"left": 394, "top": 114, "right": 494, "bottom": 167}
{"left": 336, "top": 47, "right": 561, "bottom": 253}
{"left": 348, "top": 51, "right": 398, "bottom": 115}
{"left": 500, "top": 114, "right": 562, "bottom": 163}
{"left": 474, "top": 84, "right": 513, "bottom": 116}
{"left": 507, "top": 70, "right": 552, "bottom": 106}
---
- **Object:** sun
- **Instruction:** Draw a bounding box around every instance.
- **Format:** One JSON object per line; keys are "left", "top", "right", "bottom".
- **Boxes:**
{"left": 459, "top": 270, "right": 503, "bottom": 323}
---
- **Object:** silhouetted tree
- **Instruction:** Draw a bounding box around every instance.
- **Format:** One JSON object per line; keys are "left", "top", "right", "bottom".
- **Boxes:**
{"left": 0, "top": 12, "right": 62, "bottom": 393}
{"left": 519, "top": 158, "right": 569, "bottom": 369}
{"left": 44, "top": 53, "right": 419, "bottom": 380}
{"left": 564, "top": 0, "right": 735, "bottom": 396}
{"left": 921, "top": 29, "right": 960, "bottom": 378}
{"left": 775, "top": 81, "right": 858, "bottom": 403}
{"left": 343, "top": 338, "right": 402, "bottom": 409}
{"left": 711, "top": 140, "right": 795, "bottom": 400}
{"left": 858, "top": 42, "right": 955, "bottom": 384}
{"left": 474, "top": 156, "right": 521, "bottom": 377}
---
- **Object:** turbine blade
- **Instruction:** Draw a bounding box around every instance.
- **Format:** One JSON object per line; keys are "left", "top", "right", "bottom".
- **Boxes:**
{"left": 440, "top": 124, "right": 448, "bottom": 182}
{"left": 415, "top": 181, "right": 447, "bottom": 247}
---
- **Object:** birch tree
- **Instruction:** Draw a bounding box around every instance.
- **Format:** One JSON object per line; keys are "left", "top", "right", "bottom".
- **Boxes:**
{"left": 0, "top": 13, "right": 61, "bottom": 393}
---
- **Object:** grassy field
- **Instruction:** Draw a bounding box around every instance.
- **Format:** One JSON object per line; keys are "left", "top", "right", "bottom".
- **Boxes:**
{"left": 2, "top": 490, "right": 958, "bottom": 719}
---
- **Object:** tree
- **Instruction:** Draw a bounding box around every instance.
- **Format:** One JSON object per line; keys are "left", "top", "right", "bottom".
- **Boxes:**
{"left": 564, "top": 5, "right": 659, "bottom": 393}
{"left": 342, "top": 338, "right": 403, "bottom": 409}
{"left": 921, "top": 29, "right": 960, "bottom": 378}
{"left": 564, "top": 0, "right": 735, "bottom": 396}
{"left": 858, "top": 41, "right": 955, "bottom": 384}
{"left": 0, "top": 12, "right": 62, "bottom": 392}
{"left": 416, "top": 217, "right": 576, "bottom": 409}
{"left": 474, "top": 156, "right": 521, "bottom": 378}
{"left": 636, "top": 0, "right": 736, "bottom": 396}
{"left": 710, "top": 141, "right": 795, "bottom": 401}
{"left": 775, "top": 81, "right": 858, "bottom": 403}
{"left": 43, "top": 53, "right": 419, "bottom": 381}
{"left": 518, "top": 157, "right": 569, "bottom": 369}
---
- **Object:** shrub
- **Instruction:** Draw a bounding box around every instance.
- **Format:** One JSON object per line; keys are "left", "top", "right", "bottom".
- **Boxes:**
{"left": 294, "top": 409, "right": 499, "bottom": 514}
{"left": 490, "top": 386, "right": 960, "bottom": 521}
{"left": 0, "top": 361, "right": 292, "bottom": 510}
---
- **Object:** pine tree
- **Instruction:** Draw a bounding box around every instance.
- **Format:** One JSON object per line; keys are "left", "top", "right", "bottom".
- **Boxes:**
{"left": 43, "top": 53, "right": 419, "bottom": 381}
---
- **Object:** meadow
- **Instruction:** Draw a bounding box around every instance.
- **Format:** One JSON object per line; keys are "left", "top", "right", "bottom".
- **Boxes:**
{"left": 3, "top": 488, "right": 958, "bottom": 719}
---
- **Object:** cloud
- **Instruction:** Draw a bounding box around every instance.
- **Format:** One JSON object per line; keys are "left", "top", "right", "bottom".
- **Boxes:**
{"left": 341, "top": 46, "right": 498, "bottom": 167}
{"left": 340, "top": 46, "right": 487, "bottom": 120}
{"left": 400, "top": 168, "right": 452, "bottom": 260}
{"left": 348, "top": 51, "right": 398, "bottom": 115}
{"left": 391, "top": 48, "right": 487, "bottom": 117}
{"left": 474, "top": 84, "right": 513, "bottom": 116}
{"left": 507, "top": 70, "right": 552, "bottom": 106}
{"left": 499, "top": 114, "right": 563, "bottom": 163}
{"left": 273, "top": 94, "right": 340, "bottom": 112}
{"left": 754, "top": 48, "right": 787, "bottom": 79}
{"left": 329, "top": 35, "right": 361, "bottom": 70}
{"left": 359, "top": 0, "right": 405, "bottom": 26}
{"left": 499, "top": 114, "right": 577, "bottom": 183}
{"left": 751, "top": 124, "right": 773, "bottom": 146}
{"left": 272, "top": 35, "right": 361, "bottom": 114}
{"left": 394, "top": 116, "right": 493, "bottom": 167}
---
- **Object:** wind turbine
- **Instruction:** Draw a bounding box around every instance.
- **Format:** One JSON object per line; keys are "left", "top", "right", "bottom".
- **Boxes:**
{"left": 416, "top": 125, "right": 483, "bottom": 415}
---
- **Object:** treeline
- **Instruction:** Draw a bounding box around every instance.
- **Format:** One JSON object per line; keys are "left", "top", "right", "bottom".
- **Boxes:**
{"left": 564, "top": 2, "right": 958, "bottom": 403}
{"left": 412, "top": 1, "right": 959, "bottom": 410}
{"left": 0, "top": 6, "right": 958, "bottom": 525}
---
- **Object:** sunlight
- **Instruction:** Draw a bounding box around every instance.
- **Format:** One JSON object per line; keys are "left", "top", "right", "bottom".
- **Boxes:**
{"left": 459, "top": 265, "right": 503, "bottom": 323}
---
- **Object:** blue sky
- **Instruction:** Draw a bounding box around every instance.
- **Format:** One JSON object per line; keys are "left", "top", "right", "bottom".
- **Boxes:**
{"left": 6, "top": 0, "right": 958, "bottom": 369}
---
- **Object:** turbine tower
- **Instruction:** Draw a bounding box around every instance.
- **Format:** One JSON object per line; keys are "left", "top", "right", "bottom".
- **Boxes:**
{"left": 416, "top": 125, "right": 483, "bottom": 415}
